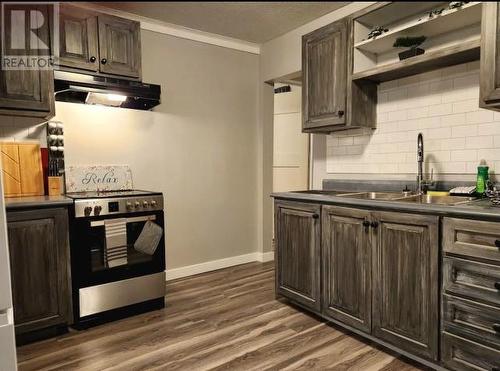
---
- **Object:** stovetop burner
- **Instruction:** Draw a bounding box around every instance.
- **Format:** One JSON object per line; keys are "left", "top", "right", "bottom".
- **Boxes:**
{"left": 66, "top": 189, "right": 160, "bottom": 200}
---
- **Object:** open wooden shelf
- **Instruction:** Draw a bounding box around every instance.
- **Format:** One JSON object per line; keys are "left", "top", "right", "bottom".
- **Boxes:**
{"left": 352, "top": 39, "right": 480, "bottom": 83}
{"left": 354, "top": 2, "right": 481, "bottom": 54}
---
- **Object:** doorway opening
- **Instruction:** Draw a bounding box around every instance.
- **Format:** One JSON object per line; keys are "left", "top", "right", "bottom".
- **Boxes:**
{"left": 272, "top": 83, "right": 310, "bottom": 193}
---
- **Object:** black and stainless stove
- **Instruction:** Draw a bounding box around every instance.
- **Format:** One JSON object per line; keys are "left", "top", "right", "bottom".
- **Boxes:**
{"left": 66, "top": 189, "right": 166, "bottom": 328}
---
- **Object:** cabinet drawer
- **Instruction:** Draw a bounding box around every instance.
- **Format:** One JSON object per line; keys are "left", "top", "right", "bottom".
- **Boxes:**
{"left": 443, "top": 294, "right": 500, "bottom": 349}
{"left": 443, "top": 257, "right": 500, "bottom": 307}
{"left": 442, "top": 332, "right": 500, "bottom": 371}
{"left": 444, "top": 218, "right": 500, "bottom": 263}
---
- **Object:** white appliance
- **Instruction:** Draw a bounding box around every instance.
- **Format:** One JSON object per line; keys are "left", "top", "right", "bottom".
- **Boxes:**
{"left": 0, "top": 173, "right": 17, "bottom": 370}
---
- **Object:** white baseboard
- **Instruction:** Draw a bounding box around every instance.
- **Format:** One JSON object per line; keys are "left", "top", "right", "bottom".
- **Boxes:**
{"left": 256, "top": 251, "right": 275, "bottom": 263}
{"left": 166, "top": 251, "right": 274, "bottom": 281}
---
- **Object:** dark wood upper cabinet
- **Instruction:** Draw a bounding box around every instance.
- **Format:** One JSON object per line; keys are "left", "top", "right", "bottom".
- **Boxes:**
{"left": 321, "top": 206, "right": 371, "bottom": 333}
{"left": 274, "top": 200, "right": 321, "bottom": 312}
{"left": 7, "top": 208, "right": 72, "bottom": 341}
{"left": 57, "top": 5, "right": 141, "bottom": 79}
{"left": 480, "top": 2, "right": 500, "bottom": 110}
{"left": 0, "top": 4, "right": 54, "bottom": 119}
{"left": 302, "top": 17, "right": 376, "bottom": 133}
{"left": 371, "top": 211, "right": 439, "bottom": 361}
{"left": 98, "top": 15, "right": 141, "bottom": 79}
{"left": 57, "top": 5, "right": 99, "bottom": 72}
{"left": 302, "top": 19, "right": 347, "bottom": 131}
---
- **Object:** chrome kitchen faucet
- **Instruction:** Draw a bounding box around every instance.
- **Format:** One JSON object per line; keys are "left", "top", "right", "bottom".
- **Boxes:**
{"left": 416, "top": 133, "right": 433, "bottom": 194}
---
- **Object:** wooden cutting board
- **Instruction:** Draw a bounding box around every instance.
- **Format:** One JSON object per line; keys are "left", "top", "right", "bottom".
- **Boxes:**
{"left": 1, "top": 141, "right": 44, "bottom": 197}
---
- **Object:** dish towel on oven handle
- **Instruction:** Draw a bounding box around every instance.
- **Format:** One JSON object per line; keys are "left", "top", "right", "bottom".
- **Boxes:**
{"left": 104, "top": 218, "right": 128, "bottom": 268}
{"left": 134, "top": 220, "right": 163, "bottom": 255}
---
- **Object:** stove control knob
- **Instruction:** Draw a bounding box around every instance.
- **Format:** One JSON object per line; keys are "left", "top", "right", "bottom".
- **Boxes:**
{"left": 134, "top": 201, "right": 140, "bottom": 208}
{"left": 94, "top": 205, "right": 102, "bottom": 216}
{"left": 143, "top": 201, "right": 149, "bottom": 208}
{"left": 84, "top": 206, "right": 92, "bottom": 216}
{"left": 151, "top": 200, "right": 157, "bottom": 208}
{"left": 126, "top": 202, "right": 133, "bottom": 210}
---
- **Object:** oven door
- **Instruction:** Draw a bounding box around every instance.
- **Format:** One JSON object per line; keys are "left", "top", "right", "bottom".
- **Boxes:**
{"left": 71, "top": 210, "right": 165, "bottom": 288}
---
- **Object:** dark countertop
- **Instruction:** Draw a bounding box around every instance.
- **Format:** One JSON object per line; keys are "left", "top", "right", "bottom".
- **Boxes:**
{"left": 5, "top": 195, "right": 73, "bottom": 210}
{"left": 271, "top": 191, "right": 500, "bottom": 221}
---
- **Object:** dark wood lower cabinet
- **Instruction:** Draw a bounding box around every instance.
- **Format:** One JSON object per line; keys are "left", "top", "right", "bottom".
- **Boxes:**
{"left": 274, "top": 200, "right": 441, "bottom": 366}
{"left": 321, "top": 206, "right": 371, "bottom": 332}
{"left": 7, "top": 207, "right": 72, "bottom": 342}
{"left": 442, "top": 332, "right": 500, "bottom": 371}
{"left": 371, "top": 211, "right": 439, "bottom": 361}
{"left": 274, "top": 200, "right": 321, "bottom": 312}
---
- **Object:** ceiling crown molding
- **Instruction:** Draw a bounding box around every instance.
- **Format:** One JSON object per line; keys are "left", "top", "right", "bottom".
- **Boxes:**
{"left": 72, "top": 2, "right": 261, "bottom": 55}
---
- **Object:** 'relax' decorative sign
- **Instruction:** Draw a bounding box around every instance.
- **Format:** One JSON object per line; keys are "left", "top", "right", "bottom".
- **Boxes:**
{"left": 66, "top": 165, "right": 133, "bottom": 192}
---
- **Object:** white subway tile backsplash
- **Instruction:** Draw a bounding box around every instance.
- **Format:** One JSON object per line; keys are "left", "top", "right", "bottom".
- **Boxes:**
{"left": 387, "top": 109, "right": 407, "bottom": 122}
{"left": 452, "top": 99, "right": 479, "bottom": 114}
{"left": 477, "top": 122, "right": 500, "bottom": 136}
{"left": 440, "top": 113, "right": 466, "bottom": 127}
{"left": 428, "top": 127, "right": 451, "bottom": 139}
{"left": 466, "top": 110, "right": 494, "bottom": 125}
{"left": 465, "top": 136, "right": 494, "bottom": 149}
{"left": 326, "top": 63, "right": 500, "bottom": 175}
{"left": 428, "top": 103, "right": 452, "bottom": 117}
{"left": 441, "top": 138, "right": 466, "bottom": 150}
{"left": 451, "top": 124, "right": 477, "bottom": 138}
{"left": 450, "top": 149, "right": 477, "bottom": 162}
{"left": 478, "top": 148, "right": 500, "bottom": 161}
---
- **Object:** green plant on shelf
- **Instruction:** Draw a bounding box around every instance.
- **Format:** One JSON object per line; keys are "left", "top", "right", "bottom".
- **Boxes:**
{"left": 393, "top": 36, "right": 427, "bottom": 49}
{"left": 367, "top": 26, "right": 389, "bottom": 40}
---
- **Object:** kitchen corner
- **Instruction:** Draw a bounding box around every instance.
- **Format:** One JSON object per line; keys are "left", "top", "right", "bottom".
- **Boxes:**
{"left": 2, "top": 2, "right": 500, "bottom": 371}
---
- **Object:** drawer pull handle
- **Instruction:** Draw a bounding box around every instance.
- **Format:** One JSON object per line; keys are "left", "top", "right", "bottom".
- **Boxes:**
{"left": 312, "top": 213, "right": 319, "bottom": 219}
{"left": 495, "top": 282, "right": 500, "bottom": 290}
{"left": 363, "top": 220, "right": 370, "bottom": 228}
{"left": 496, "top": 240, "right": 500, "bottom": 248}
{"left": 493, "top": 323, "right": 500, "bottom": 333}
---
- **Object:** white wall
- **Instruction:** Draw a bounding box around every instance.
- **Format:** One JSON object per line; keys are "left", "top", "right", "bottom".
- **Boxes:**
{"left": 51, "top": 29, "right": 260, "bottom": 270}
{"left": 260, "top": 2, "right": 374, "bottom": 82}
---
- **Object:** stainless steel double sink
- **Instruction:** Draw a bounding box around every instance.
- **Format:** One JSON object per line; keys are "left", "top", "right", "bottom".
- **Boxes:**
{"left": 293, "top": 190, "right": 476, "bottom": 206}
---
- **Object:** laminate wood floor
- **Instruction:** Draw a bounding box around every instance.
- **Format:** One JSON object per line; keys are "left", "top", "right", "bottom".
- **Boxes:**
{"left": 17, "top": 261, "right": 428, "bottom": 371}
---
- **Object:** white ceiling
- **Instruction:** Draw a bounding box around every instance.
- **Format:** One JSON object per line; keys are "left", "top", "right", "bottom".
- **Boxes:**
{"left": 95, "top": 2, "right": 350, "bottom": 43}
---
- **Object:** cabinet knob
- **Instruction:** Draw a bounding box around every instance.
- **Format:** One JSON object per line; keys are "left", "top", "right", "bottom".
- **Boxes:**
{"left": 312, "top": 213, "right": 319, "bottom": 219}
{"left": 493, "top": 323, "right": 500, "bottom": 333}
{"left": 495, "top": 282, "right": 500, "bottom": 290}
{"left": 363, "top": 220, "right": 370, "bottom": 227}
{"left": 495, "top": 240, "right": 500, "bottom": 248}
{"left": 89, "top": 56, "right": 96, "bottom": 63}
{"left": 337, "top": 110, "right": 345, "bottom": 117}
{"left": 371, "top": 221, "right": 379, "bottom": 229}
{"left": 101, "top": 58, "right": 107, "bottom": 65}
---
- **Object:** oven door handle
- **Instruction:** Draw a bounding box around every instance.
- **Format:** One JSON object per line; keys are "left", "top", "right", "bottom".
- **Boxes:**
{"left": 90, "top": 215, "right": 157, "bottom": 227}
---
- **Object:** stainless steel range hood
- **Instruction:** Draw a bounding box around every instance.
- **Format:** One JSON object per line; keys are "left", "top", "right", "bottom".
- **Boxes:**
{"left": 54, "top": 70, "right": 161, "bottom": 110}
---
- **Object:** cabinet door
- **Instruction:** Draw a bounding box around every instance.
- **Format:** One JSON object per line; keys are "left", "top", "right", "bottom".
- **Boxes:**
{"left": 274, "top": 200, "right": 321, "bottom": 312}
{"left": 372, "top": 211, "right": 439, "bottom": 361}
{"left": 98, "top": 15, "right": 141, "bottom": 78}
{"left": 57, "top": 5, "right": 99, "bottom": 72}
{"left": 302, "top": 19, "right": 347, "bottom": 131}
{"left": 321, "top": 206, "right": 371, "bottom": 333}
{"left": 7, "top": 208, "right": 72, "bottom": 335}
{"left": 480, "top": 2, "right": 500, "bottom": 109}
{"left": 0, "top": 4, "right": 54, "bottom": 117}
